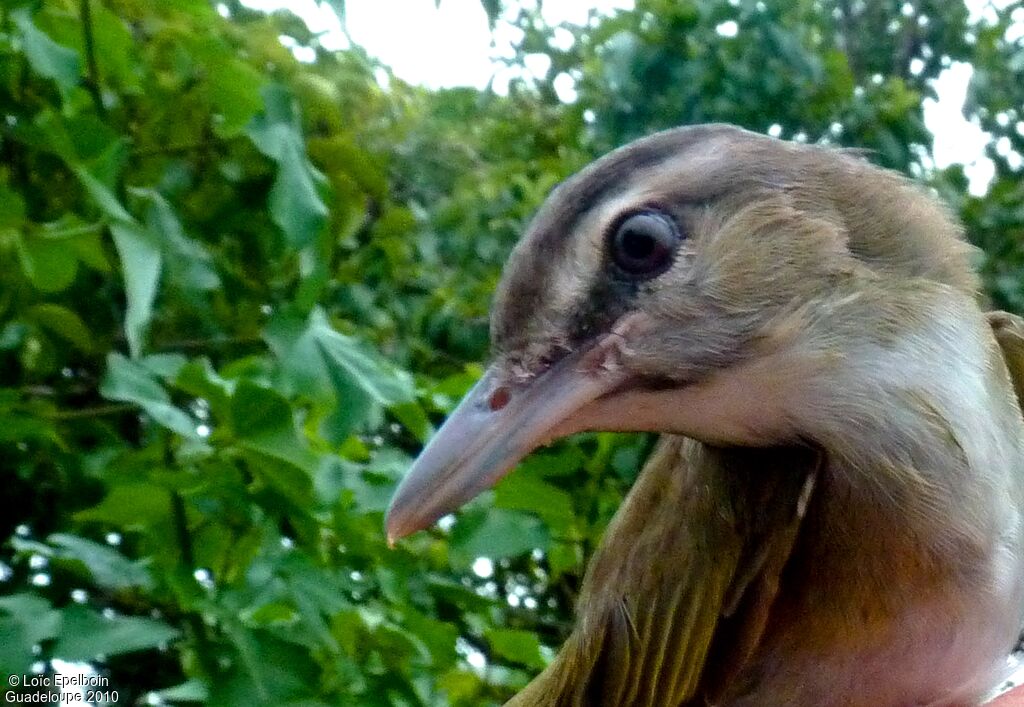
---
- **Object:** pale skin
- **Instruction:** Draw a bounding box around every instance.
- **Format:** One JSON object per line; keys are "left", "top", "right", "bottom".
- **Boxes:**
{"left": 386, "top": 124, "right": 1024, "bottom": 706}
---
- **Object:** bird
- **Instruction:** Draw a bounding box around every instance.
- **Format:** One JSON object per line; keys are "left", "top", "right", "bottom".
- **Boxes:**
{"left": 385, "top": 124, "right": 1024, "bottom": 706}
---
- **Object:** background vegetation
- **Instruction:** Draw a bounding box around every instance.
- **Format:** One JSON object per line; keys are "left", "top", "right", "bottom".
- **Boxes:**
{"left": 0, "top": 0, "right": 1022, "bottom": 704}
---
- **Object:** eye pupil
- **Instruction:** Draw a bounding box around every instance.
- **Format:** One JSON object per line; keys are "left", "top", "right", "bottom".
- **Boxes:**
{"left": 609, "top": 211, "right": 681, "bottom": 277}
{"left": 621, "top": 229, "right": 655, "bottom": 260}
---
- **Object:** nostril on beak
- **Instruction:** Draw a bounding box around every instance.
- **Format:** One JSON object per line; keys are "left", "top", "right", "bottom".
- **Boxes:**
{"left": 489, "top": 386, "right": 511, "bottom": 411}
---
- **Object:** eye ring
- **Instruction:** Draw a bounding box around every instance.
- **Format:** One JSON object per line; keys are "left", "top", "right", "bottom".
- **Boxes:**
{"left": 608, "top": 210, "right": 682, "bottom": 277}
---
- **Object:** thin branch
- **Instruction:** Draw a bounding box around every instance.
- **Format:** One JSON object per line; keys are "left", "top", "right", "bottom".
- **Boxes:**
{"left": 171, "top": 486, "right": 216, "bottom": 679}
{"left": 153, "top": 334, "right": 264, "bottom": 351}
{"left": 836, "top": 0, "right": 863, "bottom": 84}
{"left": 892, "top": 7, "right": 921, "bottom": 80}
{"left": 42, "top": 403, "right": 137, "bottom": 419}
{"left": 131, "top": 140, "right": 229, "bottom": 159}
{"left": 79, "top": 0, "right": 106, "bottom": 116}
{"left": 171, "top": 492, "right": 196, "bottom": 568}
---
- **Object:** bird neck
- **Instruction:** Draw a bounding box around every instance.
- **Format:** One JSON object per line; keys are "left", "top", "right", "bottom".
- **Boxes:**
{"left": 780, "top": 283, "right": 1021, "bottom": 555}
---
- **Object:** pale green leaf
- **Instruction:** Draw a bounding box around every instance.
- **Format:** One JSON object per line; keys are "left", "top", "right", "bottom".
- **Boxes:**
{"left": 0, "top": 616, "right": 32, "bottom": 675}
{"left": 269, "top": 135, "right": 329, "bottom": 247}
{"left": 74, "top": 165, "right": 134, "bottom": 223}
{"left": 449, "top": 509, "right": 549, "bottom": 565}
{"left": 12, "top": 9, "right": 81, "bottom": 99}
{"left": 100, "top": 353, "right": 199, "bottom": 439}
{"left": 211, "top": 628, "right": 319, "bottom": 704}
{"left": 47, "top": 533, "right": 153, "bottom": 592}
{"left": 150, "top": 680, "right": 208, "bottom": 703}
{"left": 110, "top": 223, "right": 161, "bottom": 358}
{"left": 313, "top": 316, "right": 415, "bottom": 407}
{"left": 133, "top": 188, "right": 220, "bottom": 291}
{"left": 247, "top": 84, "right": 328, "bottom": 247}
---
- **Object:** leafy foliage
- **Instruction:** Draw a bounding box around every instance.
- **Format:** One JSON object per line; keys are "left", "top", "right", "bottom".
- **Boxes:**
{"left": 0, "top": 0, "right": 1021, "bottom": 704}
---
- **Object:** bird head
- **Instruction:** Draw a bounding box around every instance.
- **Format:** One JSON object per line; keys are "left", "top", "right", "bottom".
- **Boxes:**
{"left": 385, "top": 124, "right": 976, "bottom": 542}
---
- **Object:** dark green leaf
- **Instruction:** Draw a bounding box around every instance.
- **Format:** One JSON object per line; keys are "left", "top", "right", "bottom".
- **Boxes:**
{"left": 0, "top": 594, "right": 61, "bottom": 647}
{"left": 231, "top": 381, "right": 318, "bottom": 473}
{"left": 27, "top": 303, "right": 94, "bottom": 352}
{"left": 54, "top": 605, "right": 180, "bottom": 660}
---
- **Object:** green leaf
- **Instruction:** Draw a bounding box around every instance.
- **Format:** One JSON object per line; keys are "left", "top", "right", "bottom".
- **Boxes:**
{"left": 141, "top": 352, "right": 189, "bottom": 380}
{"left": 12, "top": 8, "right": 81, "bottom": 99}
{"left": 243, "top": 601, "right": 299, "bottom": 627}
{"left": 402, "top": 610, "right": 458, "bottom": 669}
{"left": 150, "top": 680, "right": 208, "bottom": 703}
{"left": 47, "top": 533, "right": 154, "bottom": 592}
{"left": 134, "top": 188, "right": 220, "bottom": 292}
{"left": 0, "top": 616, "right": 32, "bottom": 675}
{"left": 547, "top": 541, "right": 583, "bottom": 580}
{"left": 54, "top": 605, "right": 180, "bottom": 661}
{"left": 75, "top": 482, "right": 172, "bottom": 530}
{"left": 101, "top": 353, "right": 199, "bottom": 439}
{"left": 0, "top": 595, "right": 60, "bottom": 674}
{"left": 494, "top": 471, "right": 575, "bottom": 530}
{"left": 0, "top": 593, "right": 62, "bottom": 646}
{"left": 89, "top": 3, "right": 135, "bottom": 88}
{"left": 247, "top": 84, "right": 328, "bottom": 247}
{"left": 231, "top": 381, "right": 319, "bottom": 473}
{"left": 313, "top": 314, "right": 415, "bottom": 407}
{"left": 110, "top": 223, "right": 162, "bottom": 358}
{"left": 27, "top": 303, "right": 94, "bottom": 352}
{"left": 269, "top": 135, "right": 329, "bottom": 247}
{"left": 449, "top": 509, "right": 549, "bottom": 565}
{"left": 174, "top": 357, "right": 233, "bottom": 421}
{"left": 264, "top": 309, "right": 372, "bottom": 443}
{"left": 208, "top": 58, "right": 265, "bottom": 137}
{"left": 518, "top": 445, "right": 587, "bottom": 477}
{"left": 0, "top": 183, "right": 26, "bottom": 230}
{"left": 74, "top": 165, "right": 134, "bottom": 223}
{"left": 211, "top": 628, "right": 319, "bottom": 704}
{"left": 16, "top": 232, "right": 78, "bottom": 292}
{"left": 46, "top": 217, "right": 110, "bottom": 272}
{"left": 0, "top": 410, "right": 62, "bottom": 447}
{"left": 265, "top": 308, "right": 421, "bottom": 442}
{"left": 486, "top": 628, "right": 547, "bottom": 669}
{"left": 389, "top": 400, "right": 433, "bottom": 442}
{"left": 263, "top": 309, "right": 334, "bottom": 400}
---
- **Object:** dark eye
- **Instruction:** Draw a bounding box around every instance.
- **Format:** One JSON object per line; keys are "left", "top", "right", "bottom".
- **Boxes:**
{"left": 609, "top": 211, "right": 681, "bottom": 277}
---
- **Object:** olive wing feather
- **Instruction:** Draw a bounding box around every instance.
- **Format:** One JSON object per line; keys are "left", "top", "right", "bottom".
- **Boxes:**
{"left": 507, "top": 437, "right": 819, "bottom": 707}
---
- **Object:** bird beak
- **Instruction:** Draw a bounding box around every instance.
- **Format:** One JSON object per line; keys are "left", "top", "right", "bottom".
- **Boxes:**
{"left": 385, "top": 347, "right": 630, "bottom": 543}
